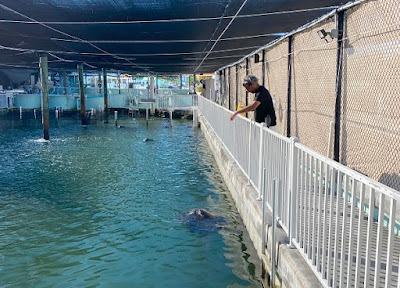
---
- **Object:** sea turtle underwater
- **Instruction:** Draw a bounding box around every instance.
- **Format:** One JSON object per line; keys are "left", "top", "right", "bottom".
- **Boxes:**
{"left": 180, "top": 209, "right": 225, "bottom": 234}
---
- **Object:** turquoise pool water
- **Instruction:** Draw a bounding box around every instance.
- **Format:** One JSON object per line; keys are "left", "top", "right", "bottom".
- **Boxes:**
{"left": 0, "top": 115, "right": 261, "bottom": 287}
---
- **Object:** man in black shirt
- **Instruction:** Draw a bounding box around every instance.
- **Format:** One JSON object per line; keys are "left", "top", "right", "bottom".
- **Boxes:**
{"left": 230, "top": 75, "right": 276, "bottom": 127}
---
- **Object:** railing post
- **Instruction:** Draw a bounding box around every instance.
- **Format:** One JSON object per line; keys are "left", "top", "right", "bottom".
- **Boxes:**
{"left": 261, "top": 168, "right": 267, "bottom": 254}
{"left": 289, "top": 136, "right": 299, "bottom": 247}
{"left": 271, "top": 178, "right": 278, "bottom": 287}
{"left": 257, "top": 123, "right": 267, "bottom": 200}
{"left": 247, "top": 119, "right": 254, "bottom": 185}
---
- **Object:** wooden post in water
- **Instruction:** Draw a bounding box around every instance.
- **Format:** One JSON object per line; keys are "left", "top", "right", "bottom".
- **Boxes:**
{"left": 40, "top": 55, "right": 50, "bottom": 140}
{"left": 98, "top": 70, "right": 102, "bottom": 95}
{"left": 103, "top": 68, "right": 109, "bottom": 122}
{"left": 77, "top": 64, "right": 87, "bottom": 125}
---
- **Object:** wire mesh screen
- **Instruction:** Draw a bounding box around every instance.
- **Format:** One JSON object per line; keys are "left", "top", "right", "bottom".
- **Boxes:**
{"left": 246, "top": 54, "right": 263, "bottom": 120}
{"left": 229, "top": 66, "right": 236, "bottom": 112}
{"left": 265, "top": 40, "right": 289, "bottom": 136}
{"left": 220, "top": 69, "right": 229, "bottom": 109}
{"left": 290, "top": 19, "right": 338, "bottom": 156}
{"left": 340, "top": 0, "right": 400, "bottom": 191}
{"left": 237, "top": 60, "right": 247, "bottom": 113}
{"left": 250, "top": 53, "right": 263, "bottom": 81}
{"left": 224, "top": 68, "right": 230, "bottom": 109}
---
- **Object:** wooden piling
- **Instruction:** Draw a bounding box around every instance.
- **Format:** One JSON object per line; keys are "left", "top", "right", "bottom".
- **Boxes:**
{"left": 77, "top": 64, "right": 87, "bottom": 125}
{"left": 40, "top": 56, "right": 50, "bottom": 140}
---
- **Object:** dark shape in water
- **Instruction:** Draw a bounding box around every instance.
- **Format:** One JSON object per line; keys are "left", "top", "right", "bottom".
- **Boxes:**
{"left": 180, "top": 209, "right": 225, "bottom": 234}
{"left": 142, "top": 138, "right": 154, "bottom": 142}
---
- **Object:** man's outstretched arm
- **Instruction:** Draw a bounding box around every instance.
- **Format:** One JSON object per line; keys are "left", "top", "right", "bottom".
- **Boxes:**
{"left": 230, "top": 101, "right": 260, "bottom": 121}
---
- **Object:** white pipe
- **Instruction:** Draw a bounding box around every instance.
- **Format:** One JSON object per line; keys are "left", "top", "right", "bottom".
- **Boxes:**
{"left": 114, "top": 110, "right": 118, "bottom": 126}
{"left": 19, "top": 106, "right": 22, "bottom": 119}
{"left": 169, "top": 111, "right": 173, "bottom": 127}
{"left": 282, "top": 109, "right": 287, "bottom": 136}
{"left": 33, "top": 109, "right": 36, "bottom": 120}
{"left": 327, "top": 120, "right": 335, "bottom": 158}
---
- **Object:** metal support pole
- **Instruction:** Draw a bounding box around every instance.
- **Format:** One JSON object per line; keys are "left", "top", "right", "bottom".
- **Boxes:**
{"left": 103, "top": 68, "right": 109, "bottom": 122}
{"left": 327, "top": 121, "right": 335, "bottom": 158}
{"left": 271, "top": 179, "right": 278, "bottom": 288}
{"left": 257, "top": 123, "right": 267, "bottom": 200}
{"left": 169, "top": 111, "right": 173, "bottom": 127}
{"left": 179, "top": 73, "right": 182, "bottom": 88}
{"left": 40, "top": 55, "right": 50, "bottom": 140}
{"left": 247, "top": 119, "right": 254, "bottom": 185}
{"left": 78, "top": 63, "right": 87, "bottom": 125}
{"left": 261, "top": 167, "right": 267, "bottom": 254}
{"left": 117, "top": 70, "right": 121, "bottom": 94}
{"left": 289, "top": 136, "right": 299, "bottom": 247}
{"left": 245, "top": 58, "right": 249, "bottom": 118}
{"left": 33, "top": 109, "right": 37, "bottom": 120}
{"left": 114, "top": 111, "right": 118, "bottom": 126}
{"left": 228, "top": 67, "right": 231, "bottom": 111}
{"left": 334, "top": 11, "right": 345, "bottom": 162}
{"left": 98, "top": 70, "right": 102, "bottom": 95}
{"left": 149, "top": 76, "right": 154, "bottom": 99}
{"left": 282, "top": 110, "right": 287, "bottom": 135}
{"left": 19, "top": 106, "right": 22, "bottom": 119}
{"left": 149, "top": 76, "right": 155, "bottom": 115}
{"left": 262, "top": 50, "right": 266, "bottom": 86}
{"left": 235, "top": 64, "right": 239, "bottom": 111}
{"left": 287, "top": 35, "right": 293, "bottom": 137}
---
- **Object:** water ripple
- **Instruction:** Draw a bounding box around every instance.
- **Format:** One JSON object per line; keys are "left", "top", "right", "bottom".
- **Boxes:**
{"left": 0, "top": 117, "right": 260, "bottom": 287}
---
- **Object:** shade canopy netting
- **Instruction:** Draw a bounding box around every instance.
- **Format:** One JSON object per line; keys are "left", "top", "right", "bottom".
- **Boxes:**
{"left": 0, "top": 0, "right": 347, "bottom": 74}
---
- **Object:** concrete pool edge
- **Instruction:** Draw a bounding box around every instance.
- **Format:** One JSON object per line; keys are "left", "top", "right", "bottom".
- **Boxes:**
{"left": 198, "top": 114, "right": 322, "bottom": 288}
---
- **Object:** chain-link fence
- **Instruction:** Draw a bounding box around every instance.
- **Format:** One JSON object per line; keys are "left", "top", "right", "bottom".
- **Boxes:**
{"left": 265, "top": 40, "right": 289, "bottom": 136}
{"left": 290, "top": 19, "right": 338, "bottom": 156}
{"left": 340, "top": 0, "right": 400, "bottom": 191}
{"left": 237, "top": 60, "right": 247, "bottom": 114}
{"left": 213, "top": 0, "right": 399, "bottom": 191}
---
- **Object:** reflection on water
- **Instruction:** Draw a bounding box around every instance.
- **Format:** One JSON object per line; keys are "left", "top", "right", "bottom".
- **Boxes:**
{"left": 0, "top": 115, "right": 261, "bottom": 287}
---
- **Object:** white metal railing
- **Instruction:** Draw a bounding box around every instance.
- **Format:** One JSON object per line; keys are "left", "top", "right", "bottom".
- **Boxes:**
{"left": 156, "top": 93, "right": 197, "bottom": 110}
{"left": 198, "top": 96, "right": 400, "bottom": 288}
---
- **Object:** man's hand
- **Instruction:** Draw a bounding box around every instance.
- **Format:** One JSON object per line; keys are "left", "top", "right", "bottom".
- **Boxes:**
{"left": 230, "top": 111, "right": 238, "bottom": 121}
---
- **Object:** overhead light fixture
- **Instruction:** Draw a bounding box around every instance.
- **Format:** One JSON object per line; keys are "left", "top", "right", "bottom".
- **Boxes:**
{"left": 317, "top": 29, "right": 338, "bottom": 43}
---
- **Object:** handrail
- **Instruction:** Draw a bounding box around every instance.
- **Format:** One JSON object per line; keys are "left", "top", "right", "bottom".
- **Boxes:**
{"left": 198, "top": 95, "right": 400, "bottom": 288}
